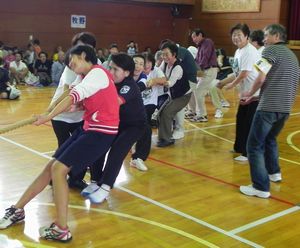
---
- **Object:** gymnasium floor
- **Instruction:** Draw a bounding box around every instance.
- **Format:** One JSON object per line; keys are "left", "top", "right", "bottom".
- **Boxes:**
{"left": 0, "top": 86, "right": 300, "bottom": 247}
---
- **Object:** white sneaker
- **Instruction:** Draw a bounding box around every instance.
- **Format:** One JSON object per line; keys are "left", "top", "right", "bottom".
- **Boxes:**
{"left": 130, "top": 158, "right": 148, "bottom": 171}
{"left": 214, "top": 109, "right": 223, "bottom": 118}
{"left": 81, "top": 182, "right": 100, "bottom": 197}
{"left": 0, "top": 206, "right": 25, "bottom": 229}
{"left": 87, "top": 186, "right": 110, "bottom": 204}
{"left": 234, "top": 155, "right": 248, "bottom": 162}
{"left": 221, "top": 100, "right": 230, "bottom": 108}
{"left": 269, "top": 173, "right": 282, "bottom": 182}
{"left": 172, "top": 130, "right": 184, "bottom": 140}
{"left": 240, "top": 185, "right": 270, "bottom": 198}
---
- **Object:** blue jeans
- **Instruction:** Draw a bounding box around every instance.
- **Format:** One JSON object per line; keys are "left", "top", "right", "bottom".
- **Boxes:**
{"left": 246, "top": 111, "right": 289, "bottom": 192}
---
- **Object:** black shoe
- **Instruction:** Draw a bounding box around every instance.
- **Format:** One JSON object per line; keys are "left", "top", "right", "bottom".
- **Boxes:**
{"left": 68, "top": 179, "right": 88, "bottom": 190}
{"left": 157, "top": 139, "right": 175, "bottom": 147}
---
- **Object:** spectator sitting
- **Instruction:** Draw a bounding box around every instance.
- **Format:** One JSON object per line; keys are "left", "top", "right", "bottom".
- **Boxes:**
{"left": 103, "top": 48, "right": 109, "bottom": 60}
{"left": 24, "top": 43, "right": 35, "bottom": 73}
{"left": 102, "top": 43, "right": 119, "bottom": 69}
{"left": 0, "top": 57, "right": 21, "bottom": 100}
{"left": 9, "top": 51, "right": 29, "bottom": 85}
{"left": 127, "top": 41, "right": 138, "bottom": 56}
{"left": 0, "top": 41, "right": 4, "bottom": 58}
{"left": 144, "top": 46, "right": 152, "bottom": 54}
{"left": 52, "top": 46, "right": 63, "bottom": 61}
{"left": 3, "top": 49, "right": 15, "bottom": 70}
{"left": 32, "top": 39, "right": 41, "bottom": 59}
{"left": 96, "top": 48, "right": 106, "bottom": 63}
{"left": 51, "top": 51, "right": 65, "bottom": 85}
{"left": 34, "top": 51, "right": 53, "bottom": 86}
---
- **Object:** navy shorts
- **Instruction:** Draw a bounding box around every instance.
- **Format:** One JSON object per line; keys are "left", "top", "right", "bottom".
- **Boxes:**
{"left": 53, "top": 127, "right": 116, "bottom": 175}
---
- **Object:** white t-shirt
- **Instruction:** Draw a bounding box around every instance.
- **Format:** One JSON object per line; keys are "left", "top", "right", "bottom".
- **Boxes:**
{"left": 51, "top": 59, "right": 102, "bottom": 123}
{"left": 142, "top": 67, "right": 165, "bottom": 106}
{"left": 232, "top": 43, "right": 261, "bottom": 97}
{"left": 9, "top": 61, "right": 27, "bottom": 72}
{"left": 51, "top": 66, "right": 84, "bottom": 123}
{"left": 257, "top": 46, "right": 265, "bottom": 56}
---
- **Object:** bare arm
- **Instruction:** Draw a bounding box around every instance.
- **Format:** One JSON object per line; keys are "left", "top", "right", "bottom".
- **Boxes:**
{"left": 34, "top": 95, "right": 73, "bottom": 125}
{"left": 225, "top": 71, "right": 249, "bottom": 90}
{"left": 244, "top": 71, "right": 266, "bottom": 97}
{"left": 47, "top": 85, "right": 70, "bottom": 112}
{"left": 217, "top": 73, "right": 235, "bottom": 89}
{"left": 240, "top": 71, "right": 265, "bottom": 105}
{"left": 21, "top": 67, "right": 29, "bottom": 75}
{"left": 147, "top": 77, "right": 167, "bottom": 87}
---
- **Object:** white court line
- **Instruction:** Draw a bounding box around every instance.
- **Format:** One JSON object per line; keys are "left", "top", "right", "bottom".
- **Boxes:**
{"left": 229, "top": 206, "right": 300, "bottom": 234}
{"left": 187, "top": 122, "right": 234, "bottom": 144}
{"left": 186, "top": 121, "right": 300, "bottom": 165}
{"left": 42, "top": 150, "right": 55, "bottom": 155}
{"left": 287, "top": 130, "right": 300, "bottom": 153}
{"left": 152, "top": 122, "right": 236, "bottom": 139}
{"left": 186, "top": 118, "right": 300, "bottom": 235}
{"left": 201, "top": 122, "right": 235, "bottom": 130}
{"left": 0, "top": 135, "right": 263, "bottom": 248}
{"left": 0, "top": 136, "right": 51, "bottom": 160}
{"left": 118, "top": 186, "right": 263, "bottom": 248}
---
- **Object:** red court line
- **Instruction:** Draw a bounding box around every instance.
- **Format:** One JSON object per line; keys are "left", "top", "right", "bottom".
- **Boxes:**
{"left": 148, "top": 156, "right": 295, "bottom": 207}
{"left": 42, "top": 122, "right": 296, "bottom": 206}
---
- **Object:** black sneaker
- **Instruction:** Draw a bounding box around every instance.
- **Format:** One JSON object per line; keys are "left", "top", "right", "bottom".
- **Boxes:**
{"left": 157, "top": 139, "right": 175, "bottom": 147}
{"left": 0, "top": 205, "right": 25, "bottom": 229}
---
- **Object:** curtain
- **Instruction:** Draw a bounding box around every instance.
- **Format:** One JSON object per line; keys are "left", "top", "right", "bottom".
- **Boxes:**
{"left": 289, "top": 0, "right": 300, "bottom": 40}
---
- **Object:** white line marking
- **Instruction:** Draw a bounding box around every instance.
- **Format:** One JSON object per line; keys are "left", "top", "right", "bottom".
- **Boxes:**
{"left": 152, "top": 122, "right": 236, "bottom": 138}
{"left": 286, "top": 130, "right": 300, "bottom": 153}
{"left": 187, "top": 122, "right": 234, "bottom": 144}
{"left": 0, "top": 136, "right": 51, "bottom": 159}
{"left": 42, "top": 150, "right": 55, "bottom": 155}
{"left": 118, "top": 186, "right": 263, "bottom": 248}
{"left": 201, "top": 122, "right": 235, "bottom": 130}
{"left": 0, "top": 135, "right": 263, "bottom": 248}
{"left": 186, "top": 121, "right": 300, "bottom": 165}
{"left": 229, "top": 206, "right": 300, "bottom": 234}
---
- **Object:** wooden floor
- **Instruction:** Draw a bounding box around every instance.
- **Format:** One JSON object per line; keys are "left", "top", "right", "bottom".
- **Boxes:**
{"left": 0, "top": 85, "right": 300, "bottom": 248}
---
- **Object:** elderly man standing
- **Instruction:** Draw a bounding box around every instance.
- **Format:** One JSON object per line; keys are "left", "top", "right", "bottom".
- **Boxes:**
{"left": 240, "top": 24, "right": 300, "bottom": 198}
{"left": 191, "top": 28, "right": 223, "bottom": 122}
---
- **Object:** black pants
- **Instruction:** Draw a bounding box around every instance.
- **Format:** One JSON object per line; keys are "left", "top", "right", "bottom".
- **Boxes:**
{"left": 234, "top": 101, "right": 258, "bottom": 156}
{"left": 132, "top": 104, "right": 156, "bottom": 161}
{"left": 51, "top": 119, "right": 85, "bottom": 181}
{"left": 90, "top": 124, "right": 145, "bottom": 188}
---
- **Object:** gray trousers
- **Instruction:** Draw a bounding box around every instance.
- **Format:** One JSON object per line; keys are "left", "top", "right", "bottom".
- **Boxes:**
{"left": 158, "top": 93, "right": 191, "bottom": 142}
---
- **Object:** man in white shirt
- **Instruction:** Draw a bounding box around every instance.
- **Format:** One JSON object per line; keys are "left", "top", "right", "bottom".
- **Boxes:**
{"left": 9, "top": 52, "right": 29, "bottom": 84}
